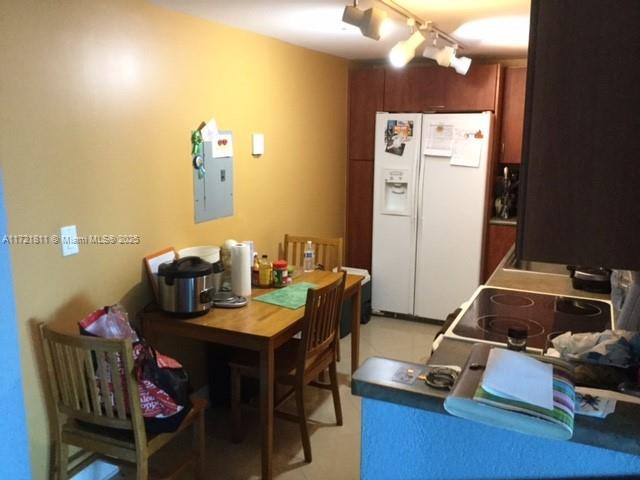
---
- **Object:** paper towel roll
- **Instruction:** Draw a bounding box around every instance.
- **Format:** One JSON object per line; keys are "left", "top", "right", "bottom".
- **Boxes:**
{"left": 231, "top": 243, "right": 252, "bottom": 297}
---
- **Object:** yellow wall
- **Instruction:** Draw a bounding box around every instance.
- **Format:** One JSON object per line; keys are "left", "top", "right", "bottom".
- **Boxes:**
{"left": 0, "top": 0, "right": 349, "bottom": 477}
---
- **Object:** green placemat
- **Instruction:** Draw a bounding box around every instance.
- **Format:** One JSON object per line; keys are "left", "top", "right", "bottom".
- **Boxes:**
{"left": 253, "top": 282, "right": 317, "bottom": 309}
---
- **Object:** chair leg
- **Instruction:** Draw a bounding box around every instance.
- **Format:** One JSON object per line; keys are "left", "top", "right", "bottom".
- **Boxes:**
{"left": 56, "top": 440, "right": 69, "bottom": 480}
{"left": 294, "top": 386, "right": 312, "bottom": 463}
{"left": 194, "top": 409, "right": 206, "bottom": 479}
{"left": 135, "top": 454, "right": 148, "bottom": 480}
{"left": 329, "top": 361, "right": 343, "bottom": 426}
{"left": 230, "top": 367, "right": 243, "bottom": 443}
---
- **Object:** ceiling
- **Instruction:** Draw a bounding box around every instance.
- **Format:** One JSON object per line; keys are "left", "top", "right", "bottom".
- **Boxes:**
{"left": 150, "top": 0, "right": 530, "bottom": 61}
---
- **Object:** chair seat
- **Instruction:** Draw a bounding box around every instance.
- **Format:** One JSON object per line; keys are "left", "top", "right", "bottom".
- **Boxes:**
{"left": 229, "top": 339, "right": 334, "bottom": 384}
{"left": 62, "top": 397, "right": 208, "bottom": 459}
{"left": 229, "top": 339, "right": 300, "bottom": 379}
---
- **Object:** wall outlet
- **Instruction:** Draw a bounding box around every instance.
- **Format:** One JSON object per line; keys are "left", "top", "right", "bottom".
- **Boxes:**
{"left": 60, "top": 225, "right": 79, "bottom": 256}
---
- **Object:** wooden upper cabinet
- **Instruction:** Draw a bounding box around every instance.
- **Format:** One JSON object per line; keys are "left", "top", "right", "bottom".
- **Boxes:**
{"left": 518, "top": 0, "right": 640, "bottom": 269}
{"left": 346, "top": 160, "right": 374, "bottom": 270}
{"left": 348, "top": 68, "right": 385, "bottom": 160}
{"left": 383, "top": 66, "right": 445, "bottom": 112}
{"left": 383, "top": 63, "right": 499, "bottom": 113}
{"left": 500, "top": 67, "right": 526, "bottom": 164}
{"left": 441, "top": 63, "right": 501, "bottom": 112}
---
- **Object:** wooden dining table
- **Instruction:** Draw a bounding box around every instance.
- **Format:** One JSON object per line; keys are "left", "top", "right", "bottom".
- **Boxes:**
{"left": 141, "top": 270, "right": 364, "bottom": 480}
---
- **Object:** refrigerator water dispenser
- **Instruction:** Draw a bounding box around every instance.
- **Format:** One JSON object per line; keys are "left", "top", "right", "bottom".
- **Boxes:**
{"left": 382, "top": 169, "right": 411, "bottom": 216}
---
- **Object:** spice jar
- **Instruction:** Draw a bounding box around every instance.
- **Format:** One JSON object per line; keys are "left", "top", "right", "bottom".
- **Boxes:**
{"left": 272, "top": 260, "right": 288, "bottom": 288}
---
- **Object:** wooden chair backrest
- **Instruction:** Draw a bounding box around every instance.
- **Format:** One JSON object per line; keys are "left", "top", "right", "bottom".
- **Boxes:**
{"left": 39, "top": 324, "right": 145, "bottom": 439}
{"left": 283, "top": 235, "right": 344, "bottom": 271}
{"left": 298, "top": 272, "right": 346, "bottom": 366}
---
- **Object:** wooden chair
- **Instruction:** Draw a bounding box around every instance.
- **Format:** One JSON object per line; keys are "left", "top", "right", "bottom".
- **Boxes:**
{"left": 39, "top": 323, "right": 207, "bottom": 480}
{"left": 283, "top": 234, "right": 344, "bottom": 271}
{"left": 229, "top": 272, "right": 346, "bottom": 463}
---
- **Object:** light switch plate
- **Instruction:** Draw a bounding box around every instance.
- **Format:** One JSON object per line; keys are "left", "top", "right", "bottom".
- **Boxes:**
{"left": 60, "top": 225, "right": 79, "bottom": 256}
{"left": 252, "top": 133, "right": 264, "bottom": 156}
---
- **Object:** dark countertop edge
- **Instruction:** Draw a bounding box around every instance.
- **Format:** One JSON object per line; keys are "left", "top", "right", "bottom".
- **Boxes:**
{"left": 489, "top": 216, "right": 518, "bottom": 226}
{"left": 352, "top": 356, "right": 447, "bottom": 415}
{"left": 352, "top": 354, "right": 640, "bottom": 457}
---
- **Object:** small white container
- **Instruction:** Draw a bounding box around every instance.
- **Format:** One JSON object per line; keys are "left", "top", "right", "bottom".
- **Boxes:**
{"left": 178, "top": 245, "right": 220, "bottom": 264}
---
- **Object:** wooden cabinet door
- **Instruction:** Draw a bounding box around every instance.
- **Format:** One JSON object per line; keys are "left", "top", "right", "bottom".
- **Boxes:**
{"left": 384, "top": 65, "right": 445, "bottom": 112}
{"left": 518, "top": 0, "right": 640, "bottom": 269}
{"left": 484, "top": 225, "right": 517, "bottom": 280}
{"left": 500, "top": 67, "right": 526, "bottom": 164}
{"left": 349, "top": 68, "right": 385, "bottom": 160}
{"left": 442, "top": 63, "right": 500, "bottom": 112}
{"left": 346, "top": 160, "right": 374, "bottom": 270}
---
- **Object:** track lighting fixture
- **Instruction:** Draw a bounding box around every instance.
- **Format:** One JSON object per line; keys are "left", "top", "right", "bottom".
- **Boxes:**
{"left": 389, "top": 30, "right": 426, "bottom": 68}
{"left": 341, "top": 0, "right": 469, "bottom": 71}
{"left": 423, "top": 45, "right": 472, "bottom": 75}
{"left": 342, "top": 2, "right": 391, "bottom": 41}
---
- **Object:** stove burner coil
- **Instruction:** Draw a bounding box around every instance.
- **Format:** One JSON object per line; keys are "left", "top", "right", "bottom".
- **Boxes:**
{"left": 490, "top": 293, "right": 535, "bottom": 307}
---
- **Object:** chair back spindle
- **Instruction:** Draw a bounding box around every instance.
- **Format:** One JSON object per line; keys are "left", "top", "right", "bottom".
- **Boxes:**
{"left": 283, "top": 234, "right": 344, "bottom": 271}
{"left": 298, "top": 272, "right": 346, "bottom": 364}
{"left": 40, "top": 326, "right": 144, "bottom": 434}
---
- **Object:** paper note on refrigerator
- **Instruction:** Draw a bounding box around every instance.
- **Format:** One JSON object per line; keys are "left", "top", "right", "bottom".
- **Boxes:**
{"left": 424, "top": 123, "right": 454, "bottom": 157}
{"left": 450, "top": 129, "right": 483, "bottom": 167}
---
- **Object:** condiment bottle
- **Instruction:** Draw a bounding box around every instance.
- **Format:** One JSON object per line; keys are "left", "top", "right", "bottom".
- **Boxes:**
{"left": 258, "top": 254, "right": 272, "bottom": 288}
{"left": 272, "top": 260, "right": 288, "bottom": 288}
{"left": 251, "top": 253, "right": 260, "bottom": 287}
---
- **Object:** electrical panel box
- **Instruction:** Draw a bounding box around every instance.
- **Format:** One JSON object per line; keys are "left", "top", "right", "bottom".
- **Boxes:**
{"left": 194, "top": 132, "right": 234, "bottom": 223}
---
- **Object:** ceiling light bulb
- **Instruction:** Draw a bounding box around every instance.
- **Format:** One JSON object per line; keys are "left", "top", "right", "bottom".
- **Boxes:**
{"left": 342, "top": 5, "right": 390, "bottom": 41}
{"left": 389, "top": 30, "right": 426, "bottom": 68}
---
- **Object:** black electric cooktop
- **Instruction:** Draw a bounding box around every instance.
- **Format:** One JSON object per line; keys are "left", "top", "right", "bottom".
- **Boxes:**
{"left": 446, "top": 287, "right": 613, "bottom": 351}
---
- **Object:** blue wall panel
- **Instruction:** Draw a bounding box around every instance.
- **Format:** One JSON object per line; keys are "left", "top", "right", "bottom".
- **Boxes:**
{"left": 361, "top": 398, "right": 640, "bottom": 480}
{"left": 0, "top": 176, "right": 32, "bottom": 479}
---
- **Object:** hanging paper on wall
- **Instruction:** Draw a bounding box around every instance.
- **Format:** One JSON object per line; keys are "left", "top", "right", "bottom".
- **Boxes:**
{"left": 201, "top": 117, "right": 219, "bottom": 142}
{"left": 424, "top": 123, "right": 454, "bottom": 157}
{"left": 212, "top": 132, "right": 234, "bottom": 158}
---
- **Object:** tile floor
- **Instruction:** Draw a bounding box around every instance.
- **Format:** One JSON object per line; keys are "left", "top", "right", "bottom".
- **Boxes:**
{"left": 119, "top": 316, "right": 441, "bottom": 480}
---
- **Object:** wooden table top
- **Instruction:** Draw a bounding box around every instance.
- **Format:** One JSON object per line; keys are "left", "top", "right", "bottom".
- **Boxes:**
{"left": 142, "top": 271, "right": 363, "bottom": 345}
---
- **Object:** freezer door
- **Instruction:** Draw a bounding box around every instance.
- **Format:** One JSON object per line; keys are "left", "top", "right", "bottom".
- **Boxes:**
{"left": 414, "top": 112, "right": 492, "bottom": 321}
{"left": 371, "top": 113, "right": 423, "bottom": 314}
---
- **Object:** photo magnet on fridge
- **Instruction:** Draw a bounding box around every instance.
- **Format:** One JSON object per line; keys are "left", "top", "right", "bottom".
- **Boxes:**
{"left": 385, "top": 120, "right": 413, "bottom": 156}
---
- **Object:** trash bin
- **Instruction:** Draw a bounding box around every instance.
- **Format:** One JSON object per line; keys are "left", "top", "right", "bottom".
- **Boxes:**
{"left": 339, "top": 267, "right": 372, "bottom": 338}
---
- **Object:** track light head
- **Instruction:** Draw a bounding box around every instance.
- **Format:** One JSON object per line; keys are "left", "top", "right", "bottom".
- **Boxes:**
{"left": 423, "top": 45, "right": 472, "bottom": 75}
{"left": 389, "top": 30, "right": 426, "bottom": 68}
{"left": 342, "top": 5, "right": 391, "bottom": 41}
{"left": 450, "top": 55, "right": 472, "bottom": 75}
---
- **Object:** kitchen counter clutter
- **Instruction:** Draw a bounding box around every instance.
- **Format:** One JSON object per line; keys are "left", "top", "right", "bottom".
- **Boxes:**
{"left": 352, "top": 249, "right": 640, "bottom": 479}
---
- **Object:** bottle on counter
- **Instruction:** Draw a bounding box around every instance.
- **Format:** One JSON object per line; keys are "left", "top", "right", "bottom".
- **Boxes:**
{"left": 258, "top": 254, "right": 273, "bottom": 288}
{"left": 251, "top": 253, "right": 260, "bottom": 287}
{"left": 303, "top": 241, "right": 315, "bottom": 272}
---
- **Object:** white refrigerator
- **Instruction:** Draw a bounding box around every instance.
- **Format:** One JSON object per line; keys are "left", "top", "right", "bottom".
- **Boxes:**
{"left": 371, "top": 112, "right": 492, "bottom": 321}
